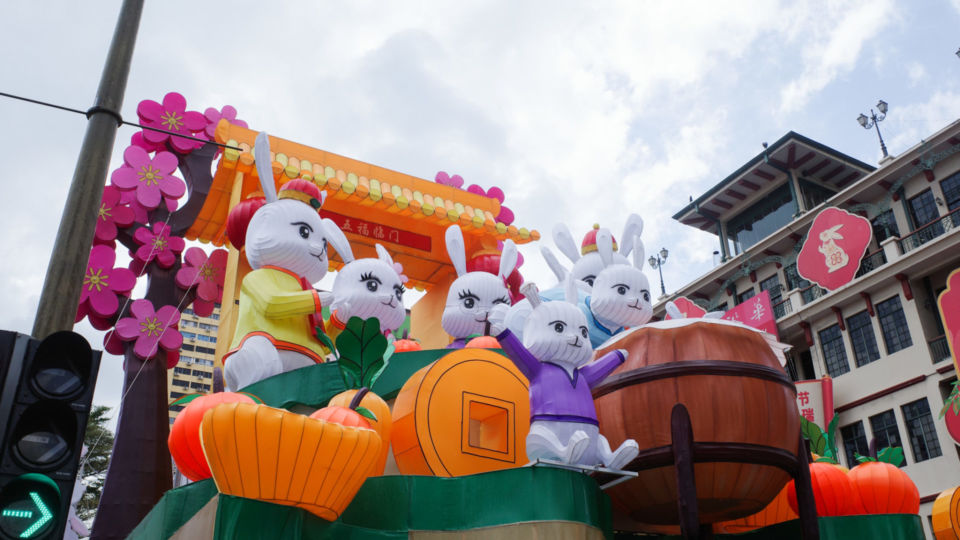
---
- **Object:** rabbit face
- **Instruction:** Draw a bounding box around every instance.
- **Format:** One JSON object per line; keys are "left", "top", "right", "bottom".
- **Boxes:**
{"left": 442, "top": 272, "right": 512, "bottom": 338}
{"left": 522, "top": 300, "right": 593, "bottom": 370}
{"left": 245, "top": 200, "right": 329, "bottom": 284}
{"left": 331, "top": 257, "right": 407, "bottom": 332}
{"left": 590, "top": 264, "right": 653, "bottom": 330}
{"left": 570, "top": 251, "right": 628, "bottom": 288}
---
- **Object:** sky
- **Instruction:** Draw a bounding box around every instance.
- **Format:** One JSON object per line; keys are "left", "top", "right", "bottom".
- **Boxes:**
{"left": 2, "top": 1, "right": 960, "bottom": 425}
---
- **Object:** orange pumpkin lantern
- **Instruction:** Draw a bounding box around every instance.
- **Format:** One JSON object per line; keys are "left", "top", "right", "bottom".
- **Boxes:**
{"left": 933, "top": 486, "right": 960, "bottom": 540}
{"left": 325, "top": 387, "right": 392, "bottom": 474}
{"left": 168, "top": 392, "right": 257, "bottom": 481}
{"left": 714, "top": 483, "right": 798, "bottom": 533}
{"left": 787, "top": 462, "right": 853, "bottom": 517}
{"left": 848, "top": 461, "right": 919, "bottom": 515}
{"left": 593, "top": 321, "right": 799, "bottom": 527}
{"left": 393, "top": 338, "right": 423, "bottom": 352}
{"left": 464, "top": 335, "right": 500, "bottom": 348}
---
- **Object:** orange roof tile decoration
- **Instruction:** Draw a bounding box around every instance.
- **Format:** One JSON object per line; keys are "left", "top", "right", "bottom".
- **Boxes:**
{"left": 185, "top": 120, "right": 538, "bottom": 291}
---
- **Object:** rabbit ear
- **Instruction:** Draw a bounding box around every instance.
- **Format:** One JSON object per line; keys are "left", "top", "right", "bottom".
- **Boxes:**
{"left": 564, "top": 274, "right": 579, "bottom": 304}
{"left": 620, "top": 213, "right": 644, "bottom": 257}
{"left": 254, "top": 132, "right": 278, "bottom": 203}
{"left": 322, "top": 218, "right": 354, "bottom": 263}
{"left": 375, "top": 244, "right": 394, "bottom": 266}
{"left": 445, "top": 225, "right": 467, "bottom": 277}
{"left": 632, "top": 236, "right": 645, "bottom": 270}
{"left": 498, "top": 240, "right": 518, "bottom": 280}
{"left": 552, "top": 223, "right": 580, "bottom": 264}
{"left": 596, "top": 228, "right": 614, "bottom": 267}
{"left": 540, "top": 246, "right": 569, "bottom": 282}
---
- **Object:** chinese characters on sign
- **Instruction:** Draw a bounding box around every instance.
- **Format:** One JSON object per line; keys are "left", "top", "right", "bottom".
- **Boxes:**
{"left": 797, "top": 207, "right": 872, "bottom": 291}
{"left": 795, "top": 377, "right": 834, "bottom": 431}
{"left": 721, "top": 289, "right": 778, "bottom": 337}
{"left": 322, "top": 211, "right": 432, "bottom": 252}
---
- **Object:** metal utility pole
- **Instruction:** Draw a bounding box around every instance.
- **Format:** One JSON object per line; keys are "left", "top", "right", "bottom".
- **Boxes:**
{"left": 32, "top": 0, "right": 145, "bottom": 339}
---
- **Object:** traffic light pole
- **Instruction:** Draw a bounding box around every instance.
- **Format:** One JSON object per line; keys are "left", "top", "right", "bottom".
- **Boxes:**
{"left": 32, "top": 0, "right": 144, "bottom": 340}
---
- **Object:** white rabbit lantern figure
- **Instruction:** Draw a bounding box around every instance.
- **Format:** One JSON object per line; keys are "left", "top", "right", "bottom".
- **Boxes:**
{"left": 323, "top": 228, "right": 408, "bottom": 342}
{"left": 223, "top": 132, "right": 342, "bottom": 391}
{"left": 544, "top": 214, "right": 644, "bottom": 288}
{"left": 490, "top": 279, "right": 639, "bottom": 469}
{"left": 584, "top": 230, "right": 654, "bottom": 346}
{"left": 441, "top": 225, "right": 518, "bottom": 348}
{"left": 818, "top": 224, "right": 849, "bottom": 273}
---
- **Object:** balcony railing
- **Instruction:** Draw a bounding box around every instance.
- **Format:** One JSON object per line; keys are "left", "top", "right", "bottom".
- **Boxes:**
{"left": 855, "top": 248, "right": 887, "bottom": 278}
{"left": 800, "top": 284, "right": 828, "bottom": 304}
{"left": 898, "top": 207, "right": 960, "bottom": 254}
{"left": 929, "top": 335, "right": 952, "bottom": 364}
{"left": 772, "top": 297, "right": 793, "bottom": 319}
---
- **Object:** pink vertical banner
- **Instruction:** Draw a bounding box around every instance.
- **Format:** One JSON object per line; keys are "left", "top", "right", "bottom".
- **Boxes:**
{"left": 721, "top": 289, "right": 778, "bottom": 338}
{"left": 795, "top": 377, "right": 834, "bottom": 431}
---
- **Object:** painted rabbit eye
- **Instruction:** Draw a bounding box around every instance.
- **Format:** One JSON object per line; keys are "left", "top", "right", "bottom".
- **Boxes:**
{"left": 366, "top": 281, "right": 379, "bottom": 292}
{"left": 583, "top": 275, "right": 596, "bottom": 287}
{"left": 394, "top": 284, "right": 405, "bottom": 302}
{"left": 580, "top": 326, "right": 588, "bottom": 338}
{"left": 614, "top": 284, "right": 629, "bottom": 295}
{"left": 552, "top": 321, "right": 566, "bottom": 333}
{"left": 492, "top": 296, "right": 510, "bottom": 305}
{"left": 360, "top": 272, "right": 382, "bottom": 293}
{"left": 458, "top": 290, "right": 479, "bottom": 310}
{"left": 642, "top": 290, "right": 650, "bottom": 302}
{"left": 292, "top": 221, "right": 314, "bottom": 239}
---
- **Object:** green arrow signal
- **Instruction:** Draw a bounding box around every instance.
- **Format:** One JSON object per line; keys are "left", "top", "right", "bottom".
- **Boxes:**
{"left": 19, "top": 492, "right": 52, "bottom": 538}
{"left": 1, "top": 510, "right": 33, "bottom": 519}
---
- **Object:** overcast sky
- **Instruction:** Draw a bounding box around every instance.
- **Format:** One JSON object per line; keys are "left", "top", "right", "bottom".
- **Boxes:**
{"left": 2, "top": 1, "right": 960, "bottom": 422}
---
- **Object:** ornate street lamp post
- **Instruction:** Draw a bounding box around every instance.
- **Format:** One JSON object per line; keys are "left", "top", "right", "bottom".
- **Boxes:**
{"left": 648, "top": 247, "right": 669, "bottom": 297}
{"left": 857, "top": 100, "right": 890, "bottom": 159}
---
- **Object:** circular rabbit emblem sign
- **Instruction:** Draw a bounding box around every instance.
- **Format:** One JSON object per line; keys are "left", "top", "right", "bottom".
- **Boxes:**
{"left": 797, "top": 207, "right": 873, "bottom": 291}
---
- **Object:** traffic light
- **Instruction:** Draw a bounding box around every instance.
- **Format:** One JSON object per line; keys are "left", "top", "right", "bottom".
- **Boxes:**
{"left": 0, "top": 330, "right": 100, "bottom": 539}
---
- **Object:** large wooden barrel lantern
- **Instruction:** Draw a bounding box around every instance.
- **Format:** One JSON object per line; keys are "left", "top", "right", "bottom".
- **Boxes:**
{"left": 593, "top": 320, "right": 799, "bottom": 529}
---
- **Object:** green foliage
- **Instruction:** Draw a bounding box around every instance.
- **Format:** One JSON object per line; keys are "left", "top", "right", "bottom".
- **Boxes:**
{"left": 822, "top": 415, "right": 840, "bottom": 463}
{"left": 877, "top": 446, "right": 905, "bottom": 466}
{"left": 941, "top": 380, "right": 960, "bottom": 419}
{"left": 355, "top": 406, "right": 378, "bottom": 423}
{"left": 315, "top": 324, "right": 338, "bottom": 361}
{"left": 800, "top": 416, "right": 827, "bottom": 456}
{"left": 335, "top": 316, "right": 389, "bottom": 389}
{"left": 78, "top": 405, "right": 114, "bottom": 521}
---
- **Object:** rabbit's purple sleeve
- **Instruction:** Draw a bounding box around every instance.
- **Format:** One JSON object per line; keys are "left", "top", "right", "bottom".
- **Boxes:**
{"left": 495, "top": 329, "right": 540, "bottom": 380}
{"left": 580, "top": 350, "right": 626, "bottom": 388}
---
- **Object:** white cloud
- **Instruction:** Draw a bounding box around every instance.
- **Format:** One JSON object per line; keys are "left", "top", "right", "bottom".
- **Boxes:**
{"left": 906, "top": 62, "right": 927, "bottom": 86}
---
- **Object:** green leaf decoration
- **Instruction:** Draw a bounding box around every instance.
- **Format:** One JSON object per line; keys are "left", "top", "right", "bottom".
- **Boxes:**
{"left": 941, "top": 381, "right": 960, "bottom": 419}
{"left": 877, "top": 446, "right": 905, "bottom": 466}
{"left": 855, "top": 452, "right": 875, "bottom": 464}
{"left": 315, "top": 325, "right": 338, "bottom": 361}
{"left": 355, "top": 406, "right": 378, "bottom": 423}
{"left": 168, "top": 393, "right": 206, "bottom": 408}
{"left": 815, "top": 457, "right": 838, "bottom": 463}
{"left": 800, "top": 416, "right": 827, "bottom": 456}
{"left": 335, "top": 316, "right": 389, "bottom": 389}
{"left": 823, "top": 414, "right": 840, "bottom": 462}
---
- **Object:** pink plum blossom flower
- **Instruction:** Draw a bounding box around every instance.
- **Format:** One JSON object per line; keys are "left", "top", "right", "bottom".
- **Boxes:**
{"left": 130, "top": 131, "right": 165, "bottom": 153}
{"left": 113, "top": 299, "right": 183, "bottom": 363}
{"left": 176, "top": 248, "right": 228, "bottom": 316}
{"left": 137, "top": 92, "right": 207, "bottom": 154}
{"left": 203, "top": 105, "right": 248, "bottom": 140}
{"left": 111, "top": 146, "right": 185, "bottom": 210}
{"left": 94, "top": 186, "right": 135, "bottom": 246}
{"left": 75, "top": 245, "right": 137, "bottom": 323}
{"left": 121, "top": 191, "right": 179, "bottom": 225}
{"left": 133, "top": 222, "right": 185, "bottom": 270}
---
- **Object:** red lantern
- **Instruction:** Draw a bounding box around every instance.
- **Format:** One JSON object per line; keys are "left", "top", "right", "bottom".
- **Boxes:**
{"left": 787, "top": 462, "right": 853, "bottom": 517}
{"left": 168, "top": 392, "right": 257, "bottom": 481}
{"left": 225, "top": 197, "right": 266, "bottom": 249}
{"left": 848, "top": 461, "right": 919, "bottom": 515}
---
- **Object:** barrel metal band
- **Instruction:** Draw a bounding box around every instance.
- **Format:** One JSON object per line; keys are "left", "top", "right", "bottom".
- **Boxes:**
{"left": 592, "top": 359, "right": 795, "bottom": 399}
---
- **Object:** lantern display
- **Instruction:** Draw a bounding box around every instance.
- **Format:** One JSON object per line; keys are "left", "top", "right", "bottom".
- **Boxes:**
{"left": 713, "top": 483, "right": 798, "bottom": 533}
{"left": 168, "top": 391, "right": 257, "bottom": 481}
{"left": 787, "top": 462, "right": 854, "bottom": 517}
{"left": 593, "top": 319, "right": 800, "bottom": 527}
{"left": 933, "top": 486, "right": 960, "bottom": 540}
{"left": 199, "top": 401, "right": 381, "bottom": 521}
{"left": 323, "top": 387, "right": 392, "bottom": 474}
{"left": 848, "top": 461, "right": 919, "bottom": 515}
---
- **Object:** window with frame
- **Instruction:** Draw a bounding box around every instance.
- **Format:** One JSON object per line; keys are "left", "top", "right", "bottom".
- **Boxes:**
{"left": 783, "top": 263, "right": 810, "bottom": 292}
{"left": 841, "top": 422, "right": 869, "bottom": 468}
{"left": 870, "top": 209, "right": 900, "bottom": 244}
{"left": 737, "top": 288, "right": 756, "bottom": 304}
{"left": 869, "top": 410, "right": 905, "bottom": 465}
{"left": 728, "top": 184, "right": 795, "bottom": 254}
{"left": 819, "top": 324, "right": 849, "bottom": 377}
{"left": 908, "top": 189, "right": 941, "bottom": 230}
{"left": 846, "top": 311, "right": 880, "bottom": 367}
{"left": 759, "top": 274, "right": 782, "bottom": 305}
{"left": 876, "top": 295, "right": 912, "bottom": 354}
{"left": 901, "top": 398, "right": 942, "bottom": 462}
{"left": 941, "top": 171, "right": 960, "bottom": 211}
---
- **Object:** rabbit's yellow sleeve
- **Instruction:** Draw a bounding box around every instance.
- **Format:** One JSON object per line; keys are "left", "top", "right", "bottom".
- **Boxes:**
{"left": 242, "top": 268, "right": 321, "bottom": 318}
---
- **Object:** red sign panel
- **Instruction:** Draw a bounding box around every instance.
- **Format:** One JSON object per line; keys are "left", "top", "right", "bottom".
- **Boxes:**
{"left": 322, "top": 211, "right": 432, "bottom": 252}
{"left": 795, "top": 377, "right": 834, "bottom": 431}
{"left": 664, "top": 296, "right": 707, "bottom": 319}
{"left": 797, "top": 207, "right": 872, "bottom": 291}
{"left": 939, "top": 267, "right": 960, "bottom": 390}
{"left": 721, "top": 289, "right": 778, "bottom": 337}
